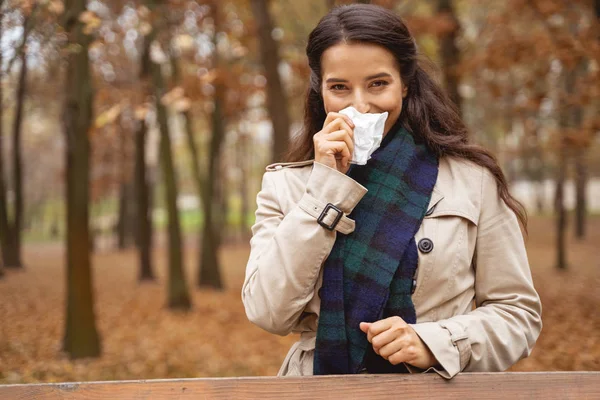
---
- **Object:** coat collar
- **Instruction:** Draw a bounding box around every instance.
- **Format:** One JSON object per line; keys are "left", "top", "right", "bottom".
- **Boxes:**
{"left": 266, "top": 159, "right": 476, "bottom": 224}
{"left": 427, "top": 187, "right": 445, "bottom": 215}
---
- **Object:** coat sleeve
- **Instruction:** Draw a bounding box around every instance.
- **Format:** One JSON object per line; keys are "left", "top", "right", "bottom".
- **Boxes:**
{"left": 242, "top": 162, "right": 367, "bottom": 336}
{"left": 409, "top": 167, "right": 543, "bottom": 379}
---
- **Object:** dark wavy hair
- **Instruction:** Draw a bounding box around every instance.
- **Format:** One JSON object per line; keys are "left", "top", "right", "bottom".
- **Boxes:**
{"left": 285, "top": 4, "right": 527, "bottom": 229}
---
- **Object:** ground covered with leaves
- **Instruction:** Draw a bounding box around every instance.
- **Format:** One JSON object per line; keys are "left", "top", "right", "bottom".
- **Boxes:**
{"left": 1, "top": 216, "right": 599, "bottom": 384}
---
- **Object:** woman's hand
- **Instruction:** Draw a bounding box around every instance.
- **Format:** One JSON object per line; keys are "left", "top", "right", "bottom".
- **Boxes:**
{"left": 313, "top": 112, "right": 355, "bottom": 174}
{"left": 359, "top": 317, "right": 439, "bottom": 370}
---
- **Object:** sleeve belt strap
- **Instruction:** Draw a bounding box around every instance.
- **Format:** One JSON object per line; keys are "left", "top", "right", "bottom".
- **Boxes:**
{"left": 298, "top": 194, "right": 356, "bottom": 235}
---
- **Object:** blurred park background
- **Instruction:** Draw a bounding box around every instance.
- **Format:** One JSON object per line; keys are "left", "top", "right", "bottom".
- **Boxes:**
{"left": 0, "top": 0, "right": 599, "bottom": 384}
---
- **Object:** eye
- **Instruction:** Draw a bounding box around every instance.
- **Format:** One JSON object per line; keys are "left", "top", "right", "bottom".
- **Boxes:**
{"left": 370, "top": 80, "right": 389, "bottom": 88}
{"left": 330, "top": 84, "right": 347, "bottom": 91}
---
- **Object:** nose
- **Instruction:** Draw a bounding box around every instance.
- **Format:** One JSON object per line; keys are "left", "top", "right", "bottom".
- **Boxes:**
{"left": 352, "top": 91, "right": 370, "bottom": 113}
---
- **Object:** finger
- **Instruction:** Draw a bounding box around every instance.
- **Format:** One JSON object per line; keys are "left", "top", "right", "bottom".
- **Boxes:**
{"left": 322, "top": 113, "right": 340, "bottom": 131}
{"left": 320, "top": 141, "right": 351, "bottom": 163}
{"left": 388, "top": 346, "right": 419, "bottom": 366}
{"left": 371, "top": 328, "right": 404, "bottom": 352}
{"left": 321, "top": 130, "right": 354, "bottom": 156}
{"left": 323, "top": 117, "right": 355, "bottom": 139}
{"left": 366, "top": 318, "right": 396, "bottom": 341}
{"left": 326, "top": 112, "right": 355, "bottom": 130}
{"left": 329, "top": 117, "right": 355, "bottom": 139}
{"left": 377, "top": 337, "right": 405, "bottom": 360}
{"left": 359, "top": 322, "right": 371, "bottom": 334}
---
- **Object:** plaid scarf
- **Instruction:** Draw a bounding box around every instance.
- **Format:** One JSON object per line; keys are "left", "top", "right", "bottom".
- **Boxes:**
{"left": 313, "top": 125, "right": 439, "bottom": 375}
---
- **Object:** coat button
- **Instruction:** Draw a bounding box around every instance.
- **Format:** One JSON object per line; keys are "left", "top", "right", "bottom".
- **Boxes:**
{"left": 418, "top": 238, "right": 434, "bottom": 253}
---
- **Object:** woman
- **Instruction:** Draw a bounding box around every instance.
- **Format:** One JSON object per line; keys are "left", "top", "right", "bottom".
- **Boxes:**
{"left": 242, "top": 4, "right": 542, "bottom": 379}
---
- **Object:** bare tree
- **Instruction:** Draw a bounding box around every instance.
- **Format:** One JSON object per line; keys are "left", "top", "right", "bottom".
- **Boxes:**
{"left": 154, "top": 64, "right": 191, "bottom": 308}
{"left": 0, "top": 0, "right": 8, "bottom": 276}
{"left": 198, "top": 1, "right": 224, "bottom": 289}
{"left": 168, "top": 47, "right": 223, "bottom": 288}
{"left": 147, "top": 1, "right": 192, "bottom": 309}
{"left": 62, "top": 0, "right": 101, "bottom": 358}
{"left": 115, "top": 114, "right": 136, "bottom": 251}
{"left": 574, "top": 147, "right": 587, "bottom": 239}
{"left": 554, "top": 65, "right": 578, "bottom": 270}
{"left": 573, "top": 61, "right": 588, "bottom": 240}
{"left": 135, "top": 27, "right": 155, "bottom": 282}
{"left": 3, "top": 6, "right": 37, "bottom": 268}
{"left": 250, "top": 0, "right": 291, "bottom": 162}
{"left": 237, "top": 130, "right": 250, "bottom": 240}
{"left": 134, "top": 115, "right": 154, "bottom": 281}
{"left": 554, "top": 142, "right": 567, "bottom": 270}
{"left": 437, "top": 0, "right": 462, "bottom": 115}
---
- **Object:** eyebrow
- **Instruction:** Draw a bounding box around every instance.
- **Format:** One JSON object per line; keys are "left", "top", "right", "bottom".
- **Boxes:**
{"left": 325, "top": 72, "right": 393, "bottom": 83}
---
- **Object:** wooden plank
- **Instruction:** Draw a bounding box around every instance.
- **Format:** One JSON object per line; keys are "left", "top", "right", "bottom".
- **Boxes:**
{"left": 0, "top": 372, "right": 599, "bottom": 400}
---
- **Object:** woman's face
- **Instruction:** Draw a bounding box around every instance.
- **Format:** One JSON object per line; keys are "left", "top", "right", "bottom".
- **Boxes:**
{"left": 320, "top": 42, "right": 407, "bottom": 136}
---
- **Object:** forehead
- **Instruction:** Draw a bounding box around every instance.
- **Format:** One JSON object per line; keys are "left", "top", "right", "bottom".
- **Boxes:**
{"left": 321, "top": 42, "right": 399, "bottom": 78}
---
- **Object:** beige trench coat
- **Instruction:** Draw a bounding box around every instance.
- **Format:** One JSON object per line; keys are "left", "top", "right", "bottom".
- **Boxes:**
{"left": 242, "top": 158, "right": 542, "bottom": 379}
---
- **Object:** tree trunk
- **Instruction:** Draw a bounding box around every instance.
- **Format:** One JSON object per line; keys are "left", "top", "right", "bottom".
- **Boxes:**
{"left": 199, "top": 97, "right": 224, "bottom": 289}
{"left": 151, "top": 39, "right": 191, "bottom": 310}
{"left": 554, "top": 66, "right": 576, "bottom": 270}
{"left": 116, "top": 183, "right": 126, "bottom": 249}
{"left": 62, "top": 0, "right": 101, "bottom": 358}
{"left": 238, "top": 133, "right": 250, "bottom": 240}
{"left": 178, "top": 106, "right": 221, "bottom": 287}
{"left": 168, "top": 52, "right": 219, "bottom": 287}
{"left": 574, "top": 151, "right": 586, "bottom": 239}
{"left": 5, "top": 14, "right": 33, "bottom": 269}
{"left": 135, "top": 117, "right": 154, "bottom": 281}
{"left": 249, "top": 0, "right": 291, "bottom": 163}
{"left": 0, "top": 6, "right": 8, "bottom": 276}
{"left": 179, "top": 109, "right": 206, "bottom": 218}
{"left": 219, "top": 164, "right": 228, "bottom": 241}
{"left": 572, "top": 59, "right": 587, "bottom": 240}
{"left": 554, "top": 147, "right": 567, "bottom": 270}
{"left": 116, "top": 181, "right": 135, "bottom": 249}
{"left": 437, "top": 0, "right": 462, "bottom": 115}
{"left": 198, "top": 3, "right": 224, "bottom": 289}
{"left": 536, "top": 182, "right": 544, "bottom": 214}
{"left": 134, "top": 22, "right": 155, "bottom": 282}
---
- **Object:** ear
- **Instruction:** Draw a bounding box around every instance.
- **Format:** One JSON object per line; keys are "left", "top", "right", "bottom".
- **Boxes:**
{"left": 402, "top": 85, "right": 408, "bottom": 98}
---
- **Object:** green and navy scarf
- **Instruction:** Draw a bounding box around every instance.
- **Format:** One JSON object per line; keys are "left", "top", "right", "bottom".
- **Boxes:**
{"left": 313, "top": 124, "right": 439, "bottom": 375}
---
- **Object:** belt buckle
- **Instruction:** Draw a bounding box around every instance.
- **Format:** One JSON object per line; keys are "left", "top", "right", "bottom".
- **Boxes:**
{"left": 317, "top": 203, "right": 343, "bottom": 231}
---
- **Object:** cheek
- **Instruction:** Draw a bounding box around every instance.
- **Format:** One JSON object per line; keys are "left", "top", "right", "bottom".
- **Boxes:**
{"left": 370, "top": 87, "right": 403, "bottom": 112}
{"left": 378, "top": 95, "right": 403, "bottom": 118}
{"left": 322, "top": 93, "right": 346, "bottom": 114}
{"left": 382, "top": 95, "right": 403, "bottom": 132}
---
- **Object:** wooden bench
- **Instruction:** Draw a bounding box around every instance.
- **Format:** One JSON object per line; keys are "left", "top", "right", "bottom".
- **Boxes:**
{"left": 1, "top": 372, "right": 599, "bottom": 399}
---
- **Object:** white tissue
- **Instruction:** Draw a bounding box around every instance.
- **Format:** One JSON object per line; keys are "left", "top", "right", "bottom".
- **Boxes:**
{"left": 339, "top": 106, "right": 389, "bottom": 165}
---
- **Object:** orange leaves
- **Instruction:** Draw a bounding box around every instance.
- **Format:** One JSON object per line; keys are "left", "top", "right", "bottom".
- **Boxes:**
{"left": 198, "top": 69, "right": 218, "bottom": 85}
{"left": 47, "top": 0, "right": 64, "bottom": 15}
{"left": 161, "top": 86, "right": 192, "bottom": 112}
{"left": 134, "top": 103, "right": 151, "bottom": 121}
{"left": 95, "top": 104, "right": 122, "bottom": 128}
{"left": 78, "top": 11, "right": 101, "bottom": 35}
{"left": 0, "top": 242, "right": 298, "bottom": 383}
{"left": 404, "top": 14, "right": 458, "bottom": 38}
{"left": 174, "top": 34, "right": 195, "bottom": 52}
{"left": 2, "top": 218, "right": 600, "bottom": 383}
